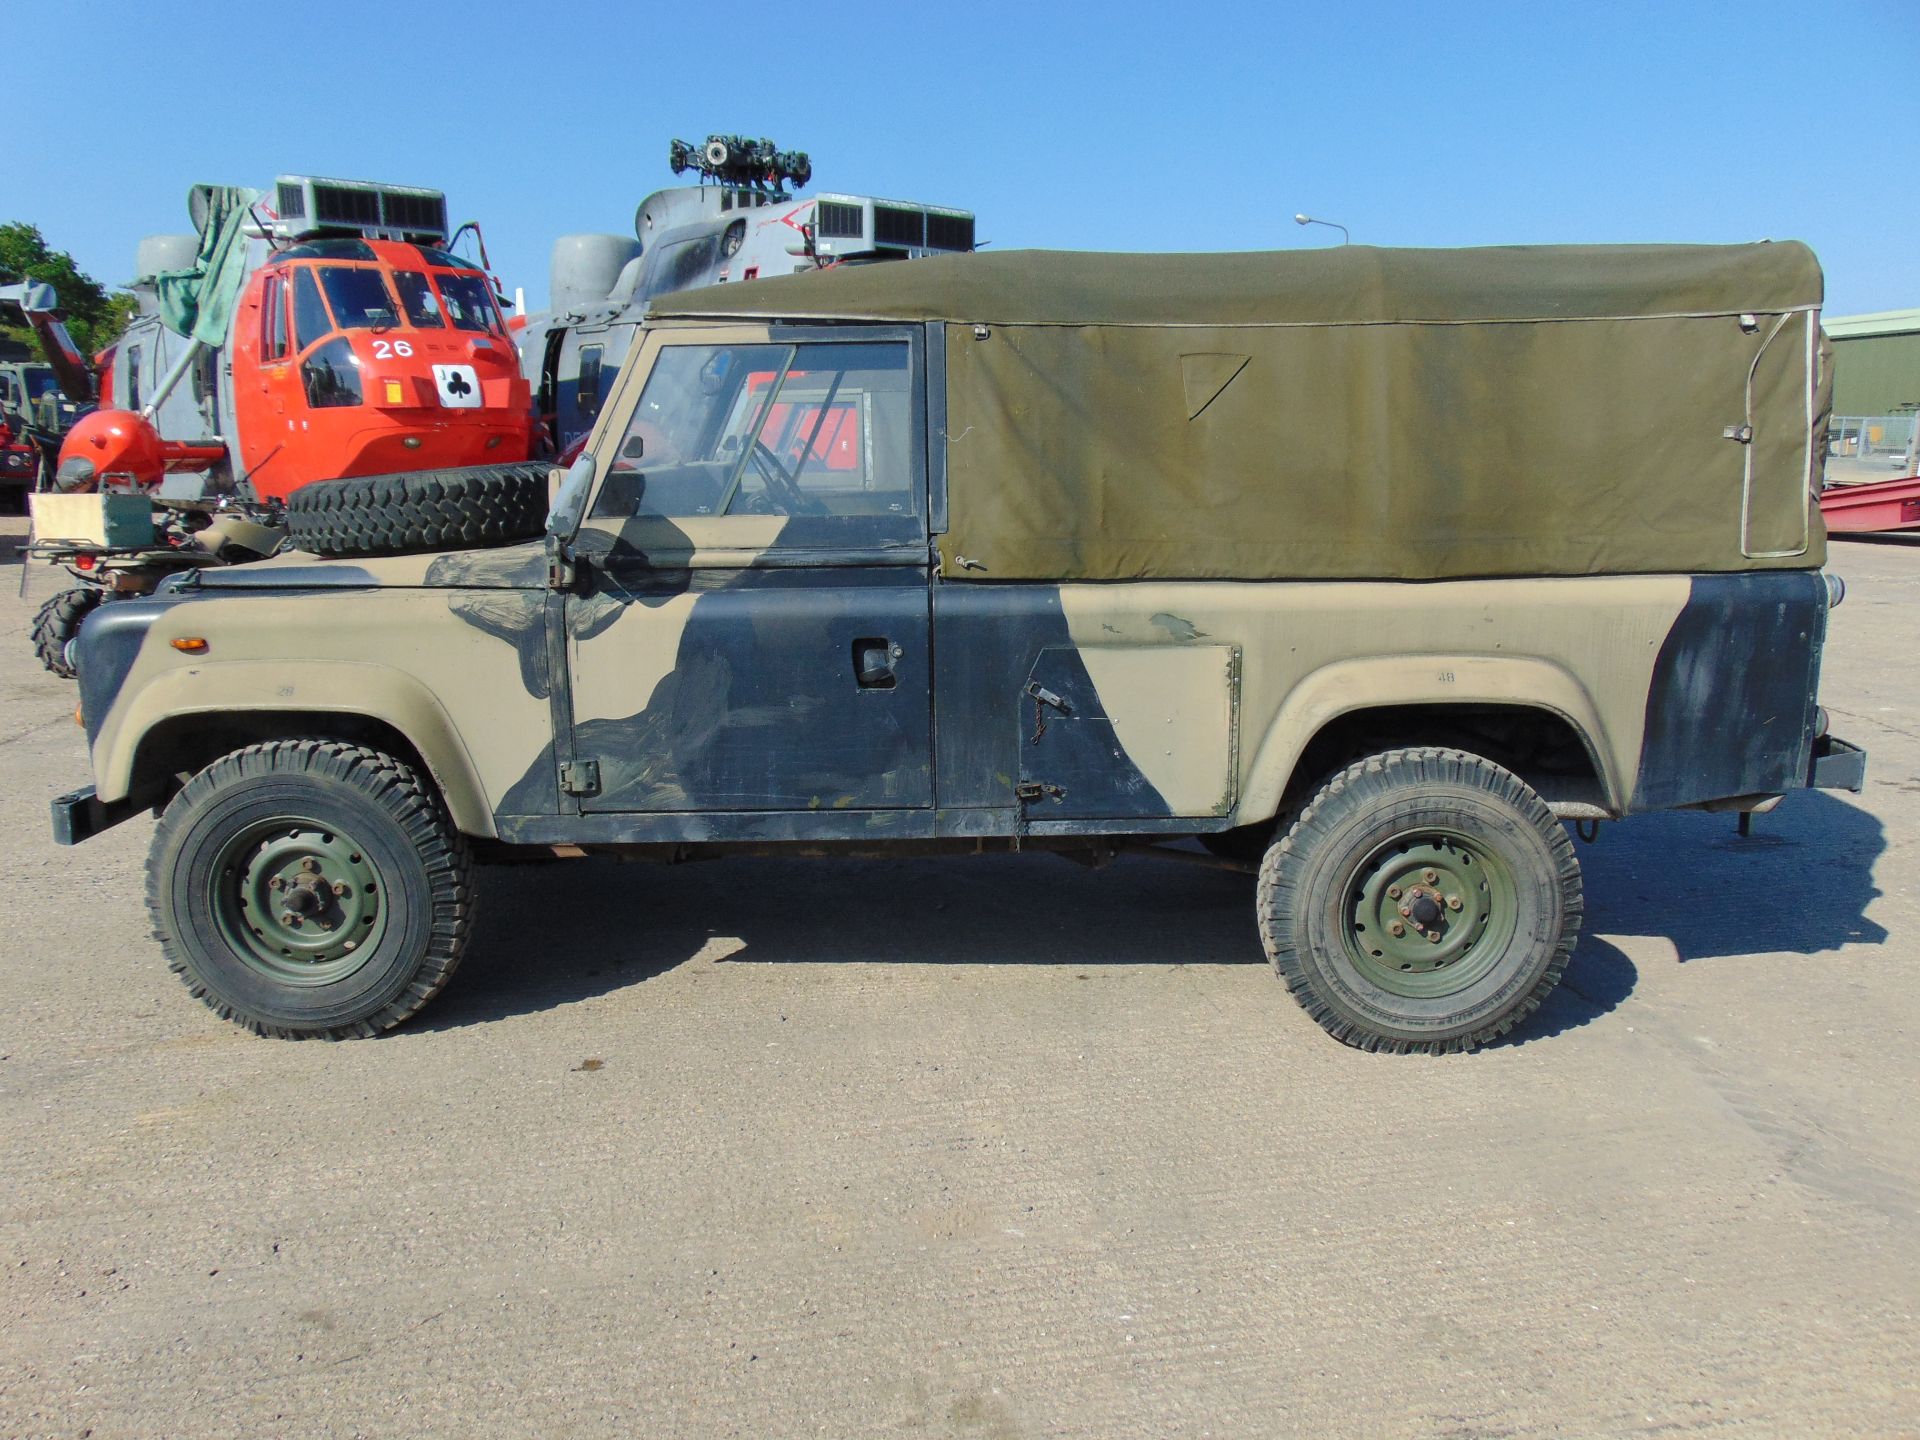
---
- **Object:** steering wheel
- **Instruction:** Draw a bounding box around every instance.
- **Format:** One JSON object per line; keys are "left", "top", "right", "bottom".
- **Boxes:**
{"left": 748, "top": 440, "right": 825, "bottom": 515}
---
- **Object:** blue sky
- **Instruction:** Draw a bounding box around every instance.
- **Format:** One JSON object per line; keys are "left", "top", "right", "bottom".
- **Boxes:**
{"left": 16, "top": 0, "right": 1918, "bottom": 315}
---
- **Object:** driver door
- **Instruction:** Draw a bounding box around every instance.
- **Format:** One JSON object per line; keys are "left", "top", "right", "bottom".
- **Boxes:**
{"left": 563, "top": 324, "right": 933, "bottom": 815}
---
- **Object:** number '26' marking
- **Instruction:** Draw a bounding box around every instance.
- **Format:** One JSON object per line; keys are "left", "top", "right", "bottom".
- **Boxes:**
{"left": 372, "top": 339, "right": 414, "bottom": 359}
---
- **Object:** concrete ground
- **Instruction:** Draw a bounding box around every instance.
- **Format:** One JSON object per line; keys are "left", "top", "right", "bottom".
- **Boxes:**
{"left": 0, "top": 515, "right": 1914, "bottom": 1439}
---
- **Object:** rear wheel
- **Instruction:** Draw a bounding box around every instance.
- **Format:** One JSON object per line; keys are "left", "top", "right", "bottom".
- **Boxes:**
{"left": 30, "top": 585, "right": 104, "bottom": 679}
{"left": 1257, "top": 747, "right": 1581, "bottom": 1053}
{"left": 147, "top": 740, "right": 474, "bottom": 1038}
{"left": 284, "top": 461, "right": 548, "bottom": 558}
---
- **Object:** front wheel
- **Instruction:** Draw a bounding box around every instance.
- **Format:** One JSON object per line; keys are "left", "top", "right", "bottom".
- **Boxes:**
{"left": 1257, "top": 747, "right": 1581, "bottom": 1053}
{"left": 147, "top": 740, "right": 474, "bottom": 1038}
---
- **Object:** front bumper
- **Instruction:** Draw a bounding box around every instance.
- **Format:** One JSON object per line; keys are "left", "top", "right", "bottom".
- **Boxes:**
{"left": 50, "top": 785, "right": 158, "bottom": 845}
{"left": 1808, "top": 734, "right": 1867, "bottom": 792}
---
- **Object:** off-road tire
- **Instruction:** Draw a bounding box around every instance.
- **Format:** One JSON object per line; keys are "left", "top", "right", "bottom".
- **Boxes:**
{"left": 147, "top": 740, "right": 474, "bottom": 1039}
{"left": 284, "top": 461, "right": 548, "bottom": 558}
{"left": 31, "top": 585, "right": 104, "bottom": 679}
{"left": 1257, "top": 747, "right": 1581, "bottom": 1054}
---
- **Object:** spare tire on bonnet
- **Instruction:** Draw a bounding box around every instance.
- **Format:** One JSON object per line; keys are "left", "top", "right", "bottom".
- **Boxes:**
{"left": 284, "top": 461, "right": 549, "bottom": 558}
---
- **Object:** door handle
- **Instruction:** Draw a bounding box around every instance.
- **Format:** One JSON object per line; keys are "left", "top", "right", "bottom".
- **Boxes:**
{"left": 854, "top": 638, "right": 900, "bottom": 689}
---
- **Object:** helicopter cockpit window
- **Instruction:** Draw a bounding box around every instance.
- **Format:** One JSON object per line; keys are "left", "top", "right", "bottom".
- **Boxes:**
{"left": 392, "top": 272, "right": 446, "bottom": 328}
{"left": 433, "top": 272, "right": 503, "bottom": 334}
{"left": 292, "top": 269, "right": 331, "bottom": 352}
{"left": 319, "top": 267, "right": 401, "bottom": 330}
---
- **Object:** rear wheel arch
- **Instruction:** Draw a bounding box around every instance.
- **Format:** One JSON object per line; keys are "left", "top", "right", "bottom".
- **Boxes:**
{"left": 1237, "top": 657, "right": 1624, "bottom": 830}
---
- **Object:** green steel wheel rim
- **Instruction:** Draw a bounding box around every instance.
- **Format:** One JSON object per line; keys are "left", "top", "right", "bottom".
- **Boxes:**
{"left": 208, "top": 819, "right": 389, "bottom": 985}
{"left": 1343, "top": 827, "right": 1520, "bottom": 998}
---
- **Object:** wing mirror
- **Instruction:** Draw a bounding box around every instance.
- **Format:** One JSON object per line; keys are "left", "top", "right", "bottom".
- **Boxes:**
{"left": 546, "top": 453, "right": 595, "bottom": 548}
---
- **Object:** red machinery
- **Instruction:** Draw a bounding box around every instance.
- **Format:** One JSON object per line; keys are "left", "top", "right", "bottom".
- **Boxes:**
{"left": 1820, "top": 474, "right": 1920, "bottom": 534}
{"left": 56, "top": 235, "right": 532, "bottom": 500}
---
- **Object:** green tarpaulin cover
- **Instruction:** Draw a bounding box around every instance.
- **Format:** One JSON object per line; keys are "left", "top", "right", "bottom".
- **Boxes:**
{"left": 652, "top": 244, "right": 1829, "bottom": 580}
{"left": 154, "top": 185, "right": 262, "bottom": 346}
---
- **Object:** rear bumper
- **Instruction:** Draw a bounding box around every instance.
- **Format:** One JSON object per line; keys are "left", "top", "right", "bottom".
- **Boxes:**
{"left": 1808, "top": 734, "right": 1867, "bottom": 792}
{"left": 50, "top": 785, "right": 156, "bottom": 845}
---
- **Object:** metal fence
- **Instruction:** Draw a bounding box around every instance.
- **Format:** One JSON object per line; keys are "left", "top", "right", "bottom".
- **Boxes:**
{"left": 1827, "top": 413, "right": 1919, "bottom": 483}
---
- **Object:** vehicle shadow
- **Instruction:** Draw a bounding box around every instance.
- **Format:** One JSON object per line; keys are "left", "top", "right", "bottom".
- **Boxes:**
{"left": 1575, "top": 789, "right": 1886, "bottom": 961}
{"left": 416, "top": 850, "right": 1264, "bottom": 1033}
{"left": 420, "top": 788, "right": 1885, "bottom": 1040}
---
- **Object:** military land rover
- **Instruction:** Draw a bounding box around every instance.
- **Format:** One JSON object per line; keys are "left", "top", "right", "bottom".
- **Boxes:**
{"left": 54, "top": 243, "right": 1866, "bottom": 1053}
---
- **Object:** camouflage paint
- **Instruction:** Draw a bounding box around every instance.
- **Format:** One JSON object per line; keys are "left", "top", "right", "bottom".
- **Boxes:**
{"left": 72, "top": 313, "right": 1838, "bottom": 855}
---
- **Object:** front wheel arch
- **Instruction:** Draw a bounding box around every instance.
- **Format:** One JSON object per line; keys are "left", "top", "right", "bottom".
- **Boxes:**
{"left": 120, "top": 705, "right": 494, "bottom": 838}
{"left": 94, "top": 659, "right": 501, "bottom": 838}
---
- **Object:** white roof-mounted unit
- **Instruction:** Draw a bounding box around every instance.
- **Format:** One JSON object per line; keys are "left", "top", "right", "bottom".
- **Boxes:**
{"left": 269, "top": 175, "right": 450, "bottom": 245}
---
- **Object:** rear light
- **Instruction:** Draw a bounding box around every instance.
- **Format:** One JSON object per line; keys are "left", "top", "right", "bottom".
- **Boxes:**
{"left": 75, "top": 554, "right": 96, "bottom": 571}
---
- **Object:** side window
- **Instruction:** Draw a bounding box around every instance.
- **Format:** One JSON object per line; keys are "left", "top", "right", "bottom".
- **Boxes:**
{"left": 592, "top": 343, "right": 786, "bottom": 519}
{"left": 576, "top": 345, "right": 604, "bottom": 422}
{"left": 592, "top": 339, "right": 917, "bottom": 533}
{"left": 260, "top": 274, "right": 288, "bottom": 360}
{"left": 125, "top": 346, "right": 143, "bottom": 410}
{"left": 292, "top": 268, "right": 331, "bottom": 352}
{"left": 739, "top": 343, "right": 912, "bottom": 515}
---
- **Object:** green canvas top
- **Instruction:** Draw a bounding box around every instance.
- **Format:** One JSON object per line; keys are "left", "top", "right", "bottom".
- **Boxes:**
{"left": 648, "top": 242, "right": 1822, "bottom": 328}
{"left": 653, "top": 243, "right": 1829, "bottom": 581}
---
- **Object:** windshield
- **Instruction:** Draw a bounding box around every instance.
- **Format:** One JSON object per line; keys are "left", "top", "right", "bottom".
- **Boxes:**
{"left": 25, "top": 370, "right": 59, "bottom": 401}
{"left": 432, "top": 271, "right": 502, "bottom": 334}
{"left": 318, "top": 267, "right": 401, "bottom": 330}
{"left": 391, "top": 272, "right": 446, "bottom": 328}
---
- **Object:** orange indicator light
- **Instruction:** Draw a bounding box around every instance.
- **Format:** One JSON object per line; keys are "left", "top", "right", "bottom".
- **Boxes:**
{"left": 171, "top": 637, "right": 209, "bottom": 654}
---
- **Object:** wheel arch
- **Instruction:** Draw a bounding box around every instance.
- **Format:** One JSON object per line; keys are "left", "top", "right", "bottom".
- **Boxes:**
{"left": 1239, "top": 654, "right": 1626, "bottom": 825}
{"left": 95, "top": 662, "right": 498, "bottom": 837}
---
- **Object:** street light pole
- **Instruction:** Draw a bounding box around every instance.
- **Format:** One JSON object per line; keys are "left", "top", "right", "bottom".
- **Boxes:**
{"left": 1293, "top": 213, "right": 1350, "bottom": 245}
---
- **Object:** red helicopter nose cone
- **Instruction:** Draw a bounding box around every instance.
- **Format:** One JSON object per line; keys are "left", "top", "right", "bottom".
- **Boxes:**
{"left": 60, "top": 409, "right": 166, "bottom": 487}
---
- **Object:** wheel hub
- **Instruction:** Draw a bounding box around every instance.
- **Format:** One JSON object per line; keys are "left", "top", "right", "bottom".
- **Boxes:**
{"left": 213, "top": 823, "right": 386, "bottom": 983}
{"left": 1346, "top": 831, "right": 1518, "bottom": 997}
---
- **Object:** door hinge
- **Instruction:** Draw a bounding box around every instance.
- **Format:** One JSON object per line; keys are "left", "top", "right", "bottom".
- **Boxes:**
{"left": 560, "top": 759, "right": 601, "bottom": 797}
